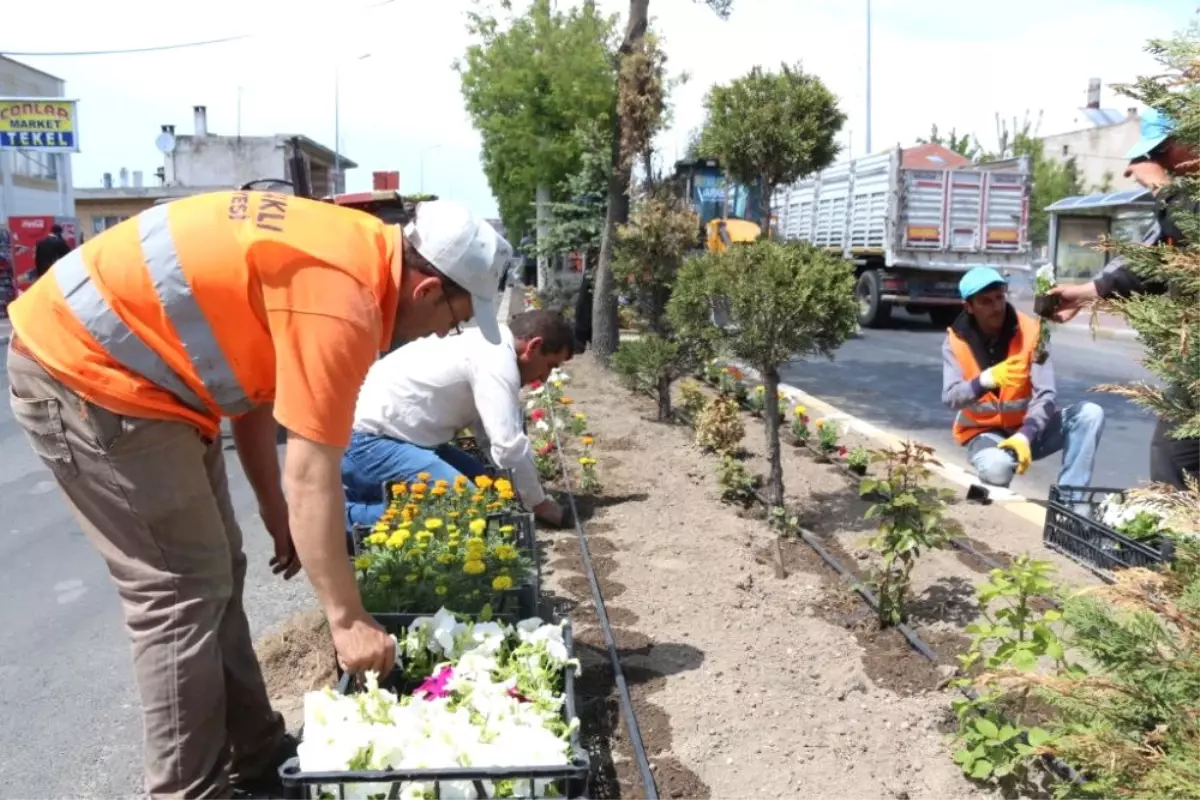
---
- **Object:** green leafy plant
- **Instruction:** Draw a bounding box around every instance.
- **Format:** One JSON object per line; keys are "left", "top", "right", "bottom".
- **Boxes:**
{"left": 846, "top": 446, "right": 869, "bottom": 475}
{"left": 678, "top": 380, "right": 707, "bottom": 419}
{"left": 577, "top": 443, "right": 602, "bottom": 494}
{"left": 610, "top": 333, "right": 702, "bottom": 420}
{"left": 717, "top": 454, "right": 761, "bottom": 507}
{"left": 788, "top": 404, "right": 811, "bottom": 445}
{"left": 533, "top": 438, "right": 560, "bottom": 481}
{"left": 950, "top": 556, "right": 1069, "bottom": 785}
{"left": 860, "top": 441, "right": 955, "bottom": 626}
{"left": 815, "top": 418, "right": 841, "bottom": 456}
{"left": 694, "top": 394, "right": 745, "bottom": 455}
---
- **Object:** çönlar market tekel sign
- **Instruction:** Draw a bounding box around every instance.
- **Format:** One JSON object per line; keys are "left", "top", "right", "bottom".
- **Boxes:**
{"left": 0, "top": 98, "right": 79, "bottom": 151}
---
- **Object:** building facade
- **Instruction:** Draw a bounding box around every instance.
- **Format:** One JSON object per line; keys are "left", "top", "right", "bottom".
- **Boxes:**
{"left": 0, "top": 56, "right": 75, "bottom": 221}
{"left": 1040, "top": 81, "right": 1143, "bottom": 193}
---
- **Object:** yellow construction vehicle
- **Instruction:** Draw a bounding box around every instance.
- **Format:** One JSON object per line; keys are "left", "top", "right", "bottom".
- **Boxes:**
{"left": 672, "top": 157, "right": 762, "bottom": 252}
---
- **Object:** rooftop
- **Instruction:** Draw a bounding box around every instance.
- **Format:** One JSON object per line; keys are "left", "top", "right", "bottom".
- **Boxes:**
{"left": 0, "top": 55, "right": 65, "bottom": 86}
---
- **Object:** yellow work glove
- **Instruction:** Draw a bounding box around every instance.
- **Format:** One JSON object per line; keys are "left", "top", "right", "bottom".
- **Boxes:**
{"left": 997, "top": 433, "right": 1032, "bottom": 475}
{"left": 980, "top": 355, "right": 1029, "bottom": 391}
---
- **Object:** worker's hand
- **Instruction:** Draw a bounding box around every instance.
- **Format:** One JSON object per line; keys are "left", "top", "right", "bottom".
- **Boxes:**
{"left": 1124, "top": 160, "right": 1171, "bottom": 192}
{"left": 331, "top": 614, "right": 396, "bottom": 677}
{"left": 980, "top": 355, "right": 1029, "bottom": 391}
{"left": 997, "top": 433, "right": 1033, "bottom": 476}
{"left": 533, "top": 498, "right": 573, "bottom": 529}
{"left": 1045, "top": 283, "right": 1099, "bottom": 322}
{"left": 261, "top": 499, "right": 302, "bottom": 580}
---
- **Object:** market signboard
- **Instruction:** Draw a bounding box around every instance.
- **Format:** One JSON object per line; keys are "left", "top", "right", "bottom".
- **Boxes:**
{"left": 0, "top": 98, "right": 79, "bottom": 151}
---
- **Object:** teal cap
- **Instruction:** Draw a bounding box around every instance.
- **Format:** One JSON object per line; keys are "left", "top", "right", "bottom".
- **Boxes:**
{"left": 1126, "top": 108, "right": 1175, "bottom": 160}
{"left": 959, "top": 266, "right": 1007, "bottom": 300}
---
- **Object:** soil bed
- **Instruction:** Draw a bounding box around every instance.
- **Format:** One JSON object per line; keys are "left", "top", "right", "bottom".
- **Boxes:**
{"left": 538, "top": 354, "right": 996, "bottom": 799}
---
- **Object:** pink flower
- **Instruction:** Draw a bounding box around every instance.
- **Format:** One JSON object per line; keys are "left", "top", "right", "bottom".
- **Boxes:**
{"left": 413, "top": 665, "right": 455, "bottom": 700}
{"left": 838, "top": 446, "right": 848, "bottom": 457}
{"left": 507, "top": 686, "right": 530, "bottom": 703}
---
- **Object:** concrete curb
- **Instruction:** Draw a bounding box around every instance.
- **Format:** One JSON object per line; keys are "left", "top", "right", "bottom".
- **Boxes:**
{"left": 723, "top": 359, "right": 1048, "bottom": 529}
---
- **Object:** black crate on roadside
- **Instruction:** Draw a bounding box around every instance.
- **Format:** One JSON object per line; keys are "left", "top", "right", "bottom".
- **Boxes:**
{"left": 1043, "top": 485, "right": 1176, "bottom": 574}
{"left": 279, "top": 612, "right": 588, "bottom": 800}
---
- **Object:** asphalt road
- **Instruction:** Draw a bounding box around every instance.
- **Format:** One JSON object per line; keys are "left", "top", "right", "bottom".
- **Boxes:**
{"left": 778, "top": 311, "right": 1156, "bottom": 501}
{"left": 0, "top": 345, "right": 315, "bottom": 798}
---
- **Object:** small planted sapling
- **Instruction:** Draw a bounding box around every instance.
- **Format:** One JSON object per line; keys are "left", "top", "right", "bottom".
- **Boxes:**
{"left": 1030, "top": 263, "right": 1056, "bottom": 364}
{"left": 678, "top": 380, "right": 708, "bottom": 420}
{"left": 789, "top": 405, "right": 811, "bottom": 446}
{"left": 815, "top": 418, "right": 841, "bottom": 457}
{"left": 846, "top": 446, "right": 869, "bottom": 476}
{"left": 717, "top": 454, "right": 762, "bottom": 508}
{"left": 951, "top": 556, "right": 1071, "bottom": 786}
{"left": 694, "top": 395, "right": 745, "bottom": 455}
{"left": 860, "top": 441, "right": 955, "bottom": 626}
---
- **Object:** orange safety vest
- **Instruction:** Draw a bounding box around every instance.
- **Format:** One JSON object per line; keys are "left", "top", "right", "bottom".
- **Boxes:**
{"left": 8, "top": 191, "right": 401, "bottom": 438}
{"left": 947, "top": 311, "right": 1040, "bottom": 445}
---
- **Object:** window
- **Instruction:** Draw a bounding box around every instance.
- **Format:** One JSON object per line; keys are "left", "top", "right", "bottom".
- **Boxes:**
{"left": 1056, "top": 216, "right": 1109, "bottom": 280}
{"left": 1061, "top": 144, "right": 1070, "bottom": 157}
{"left": 91, "top": 216, "right": 128, "bottom": 234}
{"left": 11, "top": 150, "right": 58, "bottom": 180}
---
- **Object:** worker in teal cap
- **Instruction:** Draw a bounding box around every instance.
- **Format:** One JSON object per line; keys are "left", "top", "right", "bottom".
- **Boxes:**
{"left": 942, "top": 266, "right": 1104, "bottom": 496}
{"left": 1045, "top": 106, "right": 1198, "bottom": 489}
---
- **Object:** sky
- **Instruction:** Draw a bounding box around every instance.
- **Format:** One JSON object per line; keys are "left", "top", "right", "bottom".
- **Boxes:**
{"left": 3, "top": 0, "right": 1196, "bottom": 219}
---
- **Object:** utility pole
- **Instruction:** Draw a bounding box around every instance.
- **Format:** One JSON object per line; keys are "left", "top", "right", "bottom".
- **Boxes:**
{"left": 865, "top": 0, "right": 873, "bottom": 155}
{"left": 333, "top": 53, "right": 371, "bottom": 195}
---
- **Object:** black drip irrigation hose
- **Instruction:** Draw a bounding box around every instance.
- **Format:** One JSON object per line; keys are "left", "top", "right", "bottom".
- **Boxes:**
{"left": 547, "top": 422, "right": 660, "bottom": 800}
{"left": 667, "top": 387, "right": 1085, "bottom": 787}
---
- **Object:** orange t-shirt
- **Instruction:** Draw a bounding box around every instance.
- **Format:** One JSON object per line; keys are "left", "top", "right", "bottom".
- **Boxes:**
{"left": 9, "top": 191, "right": 402, "bottom": 447}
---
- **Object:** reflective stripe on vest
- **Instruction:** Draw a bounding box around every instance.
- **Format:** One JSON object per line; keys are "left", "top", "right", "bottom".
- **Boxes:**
{"left": 954, "top": 398, "right": 1031, "bottom": 430}
{"left": 54, "top": 204, "right": 254, "bottom": 417}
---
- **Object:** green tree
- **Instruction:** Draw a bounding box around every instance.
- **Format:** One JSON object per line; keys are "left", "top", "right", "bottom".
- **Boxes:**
{"left": 534, "top": 122, "right": 609, "bottom": 266}
{"left": 457, "top": 0, "right": 617, "bottom": 242}
{"left": 668, "top": 241, "right": 858, "bottom": 505}
{"left": 698, "top": 63, "right": 846, "bottom": 230}
{"left": 591, "top": 0, "right": 733, "bottom": 360}
{"left": 917, "top": 123, "right": 981, "bottom": 161}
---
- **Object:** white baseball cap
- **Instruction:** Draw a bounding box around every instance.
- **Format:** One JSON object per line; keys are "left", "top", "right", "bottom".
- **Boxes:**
{"left": 404, "top": 200, "right": 511, "bottom": 344}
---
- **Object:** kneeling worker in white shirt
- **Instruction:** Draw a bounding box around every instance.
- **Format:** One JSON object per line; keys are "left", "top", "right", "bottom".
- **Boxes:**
{"left": 344, "top": 310, "right": 573, "bottom": 528}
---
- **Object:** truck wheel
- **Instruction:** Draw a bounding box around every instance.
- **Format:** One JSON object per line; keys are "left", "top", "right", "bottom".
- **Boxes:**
{"left": 929, "top": 307, "right": 960, "bottom": 328}
{"left": 856, "top": 270, "right": 892, "bottom": 328}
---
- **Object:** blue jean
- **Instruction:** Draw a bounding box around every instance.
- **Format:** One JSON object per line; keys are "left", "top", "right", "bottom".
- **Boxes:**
{"left": 342, "top": 432, "right": 488, "bottom": 528}
{"left": 966, "top": 401, "right": 1105, "bottom": 495}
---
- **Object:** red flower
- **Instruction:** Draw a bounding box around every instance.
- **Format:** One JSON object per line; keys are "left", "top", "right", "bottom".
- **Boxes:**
{"left": 531, "top": 408, "right": 545, "bottom": 422}
{"left": 838, "top": 446, "right": 848, "bottom": 457}
{"left": 529, "top": 380, "right": 543, "bottom": 391}
{"left": 536, "top": 442, "right": 555, "bottom": 456}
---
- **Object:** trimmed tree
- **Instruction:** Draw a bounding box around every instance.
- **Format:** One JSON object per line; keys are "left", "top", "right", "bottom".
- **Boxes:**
{"left": 590, "top": 0, "right": 733, "bottom": 360}
{"left": 610, "top": 190, "right": 701, "bottom": 418}
{"left": 698, "top": 63, "right": 845, "bottom": 230}
{"left": 668, "top": 240, "right": 858, "bottom": 505}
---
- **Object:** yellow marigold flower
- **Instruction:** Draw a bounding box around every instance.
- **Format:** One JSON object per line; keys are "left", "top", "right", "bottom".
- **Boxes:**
{"left": 471, "top": 493, "right": 485, "bottom": 504}
{"left": 551, "top": 380, "right": 563, "bottom": 389}
{"left": 390, "top": 483, "right": 407, "bottom": 496}
{"left": 387, "top": 532, "right": 408, "bottom": 549}
{"left": 492, "top": 575, "right": 514, "bottom": 591}
{"left": 793, "top": 404, "right": 807, "bottom": 417}
{"left": 431, "top": 486, "right": 447, "bottom": 497}
{"left": 474, "top": 475, "right": 494, "bottom": 490}
{"left": 434, "top": 478, "right": 449, "bottom": 488}
{"left": 754, "top": 385, "right": 765, "bottom": 394}
{"left": 454, "top": 474, "right": 469, "bottom": 489}
{"left": 574, "top": 412, "right": 586, "bottom": 420}
{"left": 498, "top": 490, "right": 515, "bottom": 501}
{"left": 406, "top": 573, "right": 420, "bottom": 584}
{"left": 815, "top": 419, "right": 826, "bottom": 429}
{"left": 424, "top": 518, "right": 444, "bottom": 530}
{"left": 410, "top": 483, "right": 428, "bottom": 496}
{"left": 579, "top": 456, "right": 596, "bottom": 466}
{"left": 495, "top": 544, "right": 517, "bottom": 561}
{"left": 499, "top": 524, "right": 515, "bottom": 535}
{"left": 559, "top": 396, "right": 574, "bottom": 406}
{"left": 466, "top": 536, "right": 486, "bottom": 550}
{"left": 417, "top": 472, "right": 432, "bottom": 481}
{"left": 416, "top": 531, "right": 433, "bottom": 542}
{"left": 366, "top": 532, "right": 388, "bottom": 546}
{"left": 378, "top": 574, "right": 391, "bottom": 585}
{"left": 463, "top": 559, "right": 486, "bottom": 576}
{"left": 398, "top": 520, "right": 413, "bottom": 529}
{"left": 494, "top": 478, "right": 513, "bottom": 494}
{"left": 447, "top": 511, "right": 460, "bottom": 519}
{"left": 581, "top": 436, "right": 594, "bottom": 446}
{"left": 435, "top": 584, "right": 448, "bottom": 596}
{"left": 353, "top": 555, "right": 372, "bottom": 570}
{"left": 469, "top": 518, "right": 487, "bottom": 535}
{"left": 372, "top": 522, "right": 388, "bottom": 533}
{"left": 437, "top": 553, "right": 455, "bottom": 565}
{"left": 405, "top": 503, "right": 421, "bottom": 516}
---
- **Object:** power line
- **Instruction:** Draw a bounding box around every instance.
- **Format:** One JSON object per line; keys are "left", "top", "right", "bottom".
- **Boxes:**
{"left": 0, "top": 35, "right": 251, "bottom": 57}
{"left": 1, "top": 0, "right": 395, "bottom": 58}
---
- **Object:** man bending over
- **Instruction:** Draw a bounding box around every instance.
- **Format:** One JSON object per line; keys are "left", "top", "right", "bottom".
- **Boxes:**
{"left": 344, "top": 309, "right": 574, "bottom": 528}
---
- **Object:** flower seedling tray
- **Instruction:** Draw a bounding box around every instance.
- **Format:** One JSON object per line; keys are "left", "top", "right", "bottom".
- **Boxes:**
{"left": 280, "top": 612, "right": 589, "bottom": 800}
{"left": 1043, "top": 485, "right": 1175, "bottom": 574}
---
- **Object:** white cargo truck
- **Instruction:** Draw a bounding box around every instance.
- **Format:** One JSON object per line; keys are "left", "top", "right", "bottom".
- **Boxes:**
{"left": 771, "top": 146, "right": 1033, "bottom": 328}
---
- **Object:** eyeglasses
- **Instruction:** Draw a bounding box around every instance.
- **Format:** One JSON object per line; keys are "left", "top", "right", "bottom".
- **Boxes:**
{"left": 424, "top": 263, "right": 464, "bottom": 336}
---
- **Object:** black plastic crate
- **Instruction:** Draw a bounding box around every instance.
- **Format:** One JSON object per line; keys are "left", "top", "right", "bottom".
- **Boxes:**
{"left": 1043, "top": 485, "right": 1176, "bottom": 574}
{"left": 279, "top": 612, "right": 589, "bottom": 799}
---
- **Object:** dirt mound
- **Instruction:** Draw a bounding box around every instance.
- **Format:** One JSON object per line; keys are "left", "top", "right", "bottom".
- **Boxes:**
{"left": 255, "top": 609, "right": 338, "bottom": 731}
